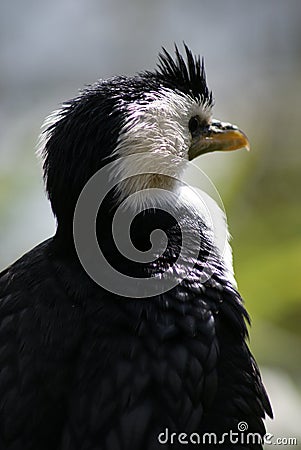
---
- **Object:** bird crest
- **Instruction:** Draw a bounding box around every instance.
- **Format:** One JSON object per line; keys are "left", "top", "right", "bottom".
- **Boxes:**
{"left": 153, "top": 43, "right": 214, "bottom": 106}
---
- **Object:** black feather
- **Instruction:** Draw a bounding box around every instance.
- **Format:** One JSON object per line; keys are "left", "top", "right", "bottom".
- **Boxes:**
{"left": 154, "top": 43, "right": 214, "bottom": 106}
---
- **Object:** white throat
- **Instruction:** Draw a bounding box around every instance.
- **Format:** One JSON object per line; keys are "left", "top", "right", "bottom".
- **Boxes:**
{"left": 111, "top": 88, "right": 211, "bottom": 201}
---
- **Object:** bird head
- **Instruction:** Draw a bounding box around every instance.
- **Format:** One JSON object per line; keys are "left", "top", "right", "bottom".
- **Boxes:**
{"left": 41, "top": 44, "right": 249, "bottom": 236}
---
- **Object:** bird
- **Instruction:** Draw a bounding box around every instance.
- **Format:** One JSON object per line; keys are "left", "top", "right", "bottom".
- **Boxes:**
{"left": 0, "top": 44, "right": 272, "bottom": 450}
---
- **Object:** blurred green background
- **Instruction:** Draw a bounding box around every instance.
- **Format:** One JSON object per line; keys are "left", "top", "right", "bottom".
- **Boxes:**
{"left": 1, "top": 0, "right": 300, "bottom": 447}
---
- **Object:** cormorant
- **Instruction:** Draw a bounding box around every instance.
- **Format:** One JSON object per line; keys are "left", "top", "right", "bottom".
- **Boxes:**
{"left": 0, "top": 45, "right": 272, "bottom": 449}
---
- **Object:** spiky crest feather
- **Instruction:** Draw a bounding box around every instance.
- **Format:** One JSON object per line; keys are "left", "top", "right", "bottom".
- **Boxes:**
{"left": 152, "top": 44, "right": 213, "bottom": 106}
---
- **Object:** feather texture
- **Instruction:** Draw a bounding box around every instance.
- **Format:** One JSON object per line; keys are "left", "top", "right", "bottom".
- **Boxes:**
{"left": 1, "top": 45, "right": 272, "bottom": 449}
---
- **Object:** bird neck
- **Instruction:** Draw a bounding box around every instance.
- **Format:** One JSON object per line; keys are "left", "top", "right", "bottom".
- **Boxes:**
{"left": 51, "top": 186, "right": 236, "bottom": 290}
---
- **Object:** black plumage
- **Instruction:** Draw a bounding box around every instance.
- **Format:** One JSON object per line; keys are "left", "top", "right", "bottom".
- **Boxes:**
{"left": 0, "top": 46, "right": 272, "bottom": 449}
{"left": 155, "top": 44, "right": 213, "bottom": 105}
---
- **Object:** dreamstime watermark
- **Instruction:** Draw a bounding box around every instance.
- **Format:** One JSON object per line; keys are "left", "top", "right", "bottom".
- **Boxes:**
{"left": 73, "top": 153, "right": 228, "bottom": 298}
{"left": 158, "top": 422, "right": 298, "bottom": 446}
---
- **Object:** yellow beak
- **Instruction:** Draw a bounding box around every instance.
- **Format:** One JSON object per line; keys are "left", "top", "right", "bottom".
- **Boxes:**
{"left": 188, "top": 119, "right": 250, "bottom": 161}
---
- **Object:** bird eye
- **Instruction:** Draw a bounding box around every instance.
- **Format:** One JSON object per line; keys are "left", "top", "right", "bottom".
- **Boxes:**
{"left": 188, "top": 116, "right": 200, "bottom": 135}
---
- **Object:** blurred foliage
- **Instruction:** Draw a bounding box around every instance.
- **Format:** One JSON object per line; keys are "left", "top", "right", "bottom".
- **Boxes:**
{"left": 220, "top": 87, "right": 301, "bottom": 380}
